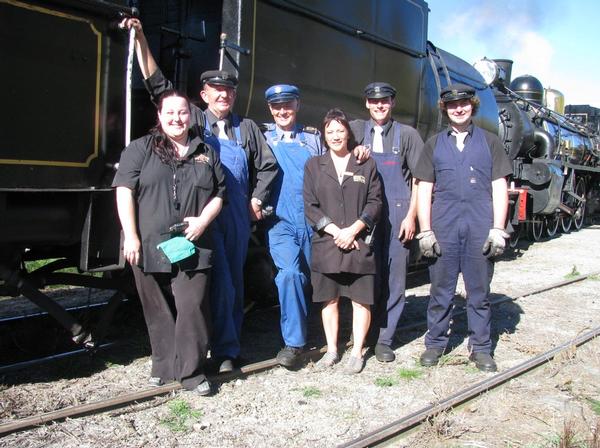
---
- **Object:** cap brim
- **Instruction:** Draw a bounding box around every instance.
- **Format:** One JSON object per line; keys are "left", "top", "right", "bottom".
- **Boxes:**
{"left": 367, "top": 92, "right": 394, "bottom": 99}
{"left": 203, "top": 79, "right": 237, "bottom": 88}
{"left": 267, "top": 94, "right": 299, "bottom": 103}
{"left": 441, "top": 93, "right": 474, "bottom": 103}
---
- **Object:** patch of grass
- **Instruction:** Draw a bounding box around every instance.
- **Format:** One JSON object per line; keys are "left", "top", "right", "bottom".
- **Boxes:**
{"left": 587, "top": 398, "right": 600, "bottom": 416}
{"left": 565, "top": 265, "right": 581, "bottom": 279}
{"left": 104, "top": 361, "right": 122, "bottom": 368}
{"left": 589, "top": 274, "right": 600, "bottom": 281}
{"left": 438, "top": 354, "right": 468, "bottom": 367}
{"left": 397, "top": 367, "right": 423, "bottom": 381}
{"left": 374, "top": 376, "right": 398, "bottom": 387}
{"left": 464, "top": 365, "right": 481, "bottom": 375}
{"left": 301, "top": 386, "right": 322, "bottom": 398}
{"left": 160, "top": 399, "right": 202, "bottom": 433}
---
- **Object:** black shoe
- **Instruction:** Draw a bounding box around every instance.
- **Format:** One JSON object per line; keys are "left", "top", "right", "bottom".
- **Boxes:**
{"left": 374, "top": 343, "right": 396, "bottom": 362}
{"left": 276, "top": 346, "right": 303, "bottom": 368}
{"left": 469, "top": 352, "right": 497, "bottom": 372}
{"left": 419, "top": 348, "right": 444, "bottom": 367}
{"left": 218, "top": 358, "right": 234, "bottom": 374}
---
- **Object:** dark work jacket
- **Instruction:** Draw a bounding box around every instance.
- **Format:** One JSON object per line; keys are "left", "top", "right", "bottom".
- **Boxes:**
{"left": 303, "top": 153, "right": 382, "bottom": 274}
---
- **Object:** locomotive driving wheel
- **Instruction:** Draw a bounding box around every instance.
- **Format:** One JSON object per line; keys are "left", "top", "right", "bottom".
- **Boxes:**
{"left": 572, "top": 177, "right": 587, "bottom": 230}
{"left": 528, "top": 215, "right": 544, "bottom": 241}
{"left": 508, "top": 225, "right": 521, "bottom": 249}
{"left": 545, "top": 213, "right": 559, "bottom": 237}
{"left": 560, "top": 171, "right": 576, "bottom": 233}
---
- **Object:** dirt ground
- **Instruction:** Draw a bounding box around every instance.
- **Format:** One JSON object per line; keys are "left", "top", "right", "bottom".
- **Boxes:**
{"left": 1, "top": 226, "right": 599, "bottom": 448}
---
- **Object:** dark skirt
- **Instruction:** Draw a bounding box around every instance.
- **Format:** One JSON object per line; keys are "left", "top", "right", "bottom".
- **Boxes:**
{"left": 311, "top": 271, "right": 375, "bottom": 305}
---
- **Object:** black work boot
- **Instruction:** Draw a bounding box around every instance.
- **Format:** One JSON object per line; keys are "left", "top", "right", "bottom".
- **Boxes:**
{"left": 374, "top": 343, "right": 396, "bottom": 362}
{"left": 276, "top": 346, "right": 303, "bottom": 368}
{"left": 419, "top": 348, "right": 444, "bottom": 367}
{"left": 469, "top": 352, "right": 497, "bottom": 372}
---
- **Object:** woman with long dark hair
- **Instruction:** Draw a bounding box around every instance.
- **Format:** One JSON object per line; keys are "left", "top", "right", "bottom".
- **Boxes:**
{"left": 113, "top": 89, "right": 226, "bottom": 395}
{"left": 303, "top": 108, "right": 382, "bottom": 374}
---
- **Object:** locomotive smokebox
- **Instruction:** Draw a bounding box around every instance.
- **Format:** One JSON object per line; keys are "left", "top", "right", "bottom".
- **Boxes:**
{"left": 510, "top": 75, "right": 544, "bottom": 105}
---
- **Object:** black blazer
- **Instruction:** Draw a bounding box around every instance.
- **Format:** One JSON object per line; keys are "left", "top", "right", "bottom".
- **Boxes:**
{"left": 303, "top": 153, "right": 382, "bottom": 274}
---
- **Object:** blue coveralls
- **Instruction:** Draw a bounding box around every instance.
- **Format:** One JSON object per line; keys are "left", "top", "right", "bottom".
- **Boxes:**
{"left": 264, "top": 126, "right": 321, "bottom": 348}
{"left": 363, "top": 122, "right": 412, "bottom": 346}
{"left": 426, "top": 127, "right": 494, "bottom": 353}
{"left": 204, "top": 117, "right": 250, "bottom": 360}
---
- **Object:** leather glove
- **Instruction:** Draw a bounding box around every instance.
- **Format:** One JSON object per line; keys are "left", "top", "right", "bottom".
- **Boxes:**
{"left": 417, "top": 230, "right": 441, "bottom": 258}
{"left": 482, "top": 228, "right": 510, "bottom": 258}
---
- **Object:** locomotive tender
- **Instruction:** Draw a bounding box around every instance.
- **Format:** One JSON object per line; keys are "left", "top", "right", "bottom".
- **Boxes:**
{"left": 1, "top": 0, "right": 598, "bottom": 345}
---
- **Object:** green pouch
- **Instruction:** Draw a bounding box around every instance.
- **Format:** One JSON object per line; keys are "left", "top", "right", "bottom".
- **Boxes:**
{"left": 157, "top": 236, "right": 196, "bottom": 264}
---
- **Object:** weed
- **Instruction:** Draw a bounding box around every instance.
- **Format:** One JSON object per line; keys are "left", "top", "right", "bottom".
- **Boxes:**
{"left": 104, "top": 361, "right": 121, "bottom": 368}
{"left": 438, "top": 354, "right": 468, "bottom": 367}
{"left": 301, "top": 386, "right": 322, "bottom": 398}
{"left": 374, "top": 376, "right": 398, "bottom": 387}
{"left": 565, "top": 265, "right": 581, "bottom": 279}
{"left": 160, "top": 399, "right": 202, "bottom": 433}
{"left": 587, "top": 398, "right": 600, "bottom": 416}
{"left": 397, "top": 367, "right": 423, "bottom": 380}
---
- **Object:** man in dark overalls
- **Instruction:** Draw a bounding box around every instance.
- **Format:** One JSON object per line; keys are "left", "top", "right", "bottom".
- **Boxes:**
{"left": 261, "top": 85, "right": 323, "bottom": 367}
{"left": 350, "top": 82, "right": 424, "bottom": 363}
{"left": 413, "top": 83, "right": 512, "bottom": 372}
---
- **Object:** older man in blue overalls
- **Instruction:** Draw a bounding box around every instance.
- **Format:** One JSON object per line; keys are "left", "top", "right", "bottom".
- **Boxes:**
{"left": 262, "top": 85, "right": 323, "bottom": 368}
{"left": 414, "top": 83, "right": 512, "bottom": 372}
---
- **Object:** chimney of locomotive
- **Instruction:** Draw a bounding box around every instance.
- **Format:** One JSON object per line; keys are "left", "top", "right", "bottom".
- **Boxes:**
{"left": 493, "top": 59, "right": 513, "bottom": 85}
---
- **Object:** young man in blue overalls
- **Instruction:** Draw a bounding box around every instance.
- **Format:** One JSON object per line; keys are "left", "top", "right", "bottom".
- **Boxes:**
{"left": 414, "top": 83, "right": 512, "bottom": 372}
{"left": 349, "top": 82, "right": 424, "bottom": 363}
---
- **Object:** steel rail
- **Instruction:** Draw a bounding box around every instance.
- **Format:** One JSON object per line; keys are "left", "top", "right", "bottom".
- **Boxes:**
{"left": 0, "top": 343, "right": 118, "bottom": 376}
{"left": 338, "top": 325, "right": 600, "bottom": 448}
{"left": 0, "top": 271, "right": 596, "bottom": 437}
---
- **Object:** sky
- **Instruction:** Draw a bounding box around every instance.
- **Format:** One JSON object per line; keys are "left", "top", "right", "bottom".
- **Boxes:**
{"left": 426, "top": 0, "right": 600, "bottom": 108}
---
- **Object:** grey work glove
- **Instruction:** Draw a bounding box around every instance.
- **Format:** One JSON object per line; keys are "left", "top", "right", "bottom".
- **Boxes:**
{"left": 417, "top": 230, "right": 441, "bottom": 258}
{"left": 482, "top": 228, "right": 510, "bottom": 258}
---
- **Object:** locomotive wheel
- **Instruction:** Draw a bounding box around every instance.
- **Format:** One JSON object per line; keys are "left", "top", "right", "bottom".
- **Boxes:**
{"left": 573, "top": 177, "right": 587, "bottom": 230}
{"left": 560, "top": 214, "right": 572, "bottom": 233}
{"left": 509, "top": 225, "right": 521, "bottom": 248}
{"left": 528, "top": 216, "right": 544, "bottom": 241}
{"left": 545, "top": 213, "right": 559, "bottom": 237}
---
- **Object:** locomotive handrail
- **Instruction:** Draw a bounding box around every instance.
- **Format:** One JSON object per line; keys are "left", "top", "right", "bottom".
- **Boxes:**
{"left": 503, "top": 86, "right": 599, "bottom": 139}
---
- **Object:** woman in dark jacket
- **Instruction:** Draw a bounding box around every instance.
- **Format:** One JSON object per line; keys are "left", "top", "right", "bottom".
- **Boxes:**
{"left": 303, "top": 108, "right": 382, "bottom": 374}
{"left": 113, "top": 89, "right": 226, "bottom": 395}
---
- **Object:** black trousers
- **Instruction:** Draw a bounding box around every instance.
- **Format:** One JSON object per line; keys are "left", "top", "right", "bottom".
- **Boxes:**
{"left": 132, "top": 264, "right": 211, "bottom": 390}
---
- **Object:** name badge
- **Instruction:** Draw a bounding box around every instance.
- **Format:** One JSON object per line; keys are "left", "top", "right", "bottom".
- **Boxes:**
{"left": 353, "top": 175, "right": 366, "bottom": 184}
{"left": 470, "top": 177, "right": 477, "bottom": 184}
{"left": 195, "top": 154, "right": 210, "bottom": 164}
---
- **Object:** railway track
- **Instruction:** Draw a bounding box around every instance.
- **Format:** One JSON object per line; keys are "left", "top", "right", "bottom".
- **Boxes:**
{"left": 339, "top": 325, "right": 600, "bottom": 448}
{"left": 0, "top": 270, "right": 596, "bottom": 438}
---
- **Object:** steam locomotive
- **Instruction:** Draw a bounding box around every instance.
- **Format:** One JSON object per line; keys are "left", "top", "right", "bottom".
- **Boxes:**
{"left": 1, "top": 0, "right": 598, "bottom": 347}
